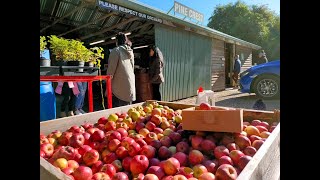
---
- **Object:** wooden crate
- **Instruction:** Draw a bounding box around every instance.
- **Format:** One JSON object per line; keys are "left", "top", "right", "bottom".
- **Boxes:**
{"left": 40, "top": 101, "right": 280, "bottom": 180}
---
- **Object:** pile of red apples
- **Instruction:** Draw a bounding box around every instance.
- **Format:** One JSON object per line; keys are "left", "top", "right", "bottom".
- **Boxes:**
{"left": 40, "top": 102, "right": 278, "bottom": 180}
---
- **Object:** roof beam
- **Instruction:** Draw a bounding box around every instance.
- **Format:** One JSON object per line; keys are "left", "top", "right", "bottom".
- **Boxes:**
{"left": 58, "top": 12, "right": 116, "bottom": 37}
{"left": 102, "top": 29, "right": 153, "bottom": 46}
{"left": 89, "top": 21, "right": 152, "bottom": 44}
{"left": 80, "top": 16, "right": 140, "bottom": 40}
{"left": 40, "top": 2, "right": 88, "bottom": 33}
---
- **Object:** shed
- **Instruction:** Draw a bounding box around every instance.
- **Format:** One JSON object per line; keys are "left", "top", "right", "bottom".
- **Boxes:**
{"left": 40, "top": 0, "right": 261, "bottom": 102}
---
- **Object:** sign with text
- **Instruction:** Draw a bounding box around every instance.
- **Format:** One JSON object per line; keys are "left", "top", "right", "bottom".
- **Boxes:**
{"left": 98, "top": 0, "right": 163, "bottom": 24}
{"left": 174, "top": 1, "right": 204, "bottom": 23}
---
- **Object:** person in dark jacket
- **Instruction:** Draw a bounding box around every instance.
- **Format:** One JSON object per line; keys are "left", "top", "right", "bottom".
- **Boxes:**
{"left": 232, "top": 55, "right": 241, "bottom": 88}
{"left": 148, "top": 45, "right": 164, "bottom": 101}
{"left": 257, "top": 50, "right": 268, "bottom": 65}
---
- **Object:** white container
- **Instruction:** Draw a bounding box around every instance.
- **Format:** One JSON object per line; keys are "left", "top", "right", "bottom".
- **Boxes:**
{"left": 195, "top": 90, "right": 215, "bottom": 106}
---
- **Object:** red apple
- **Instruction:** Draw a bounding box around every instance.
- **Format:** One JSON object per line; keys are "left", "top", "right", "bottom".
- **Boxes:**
{"left": 198, "top": 172, "right": 215, "bottom": 180}
{"left": 40, "top": 137, "right": 49, "bottom": 144}
{"left": 103, "top": 152, "right": 117, "bottom": 164}
{"left": 100, "top": 164, "right": 116, "bottom": 178}
{"left": 62, "top": 167, "right": 73, "bottom": 175}
{"left": 121, "top": 137, "right": 135, "bottom": 149}
{"left": 78, "top": 145, "right": 92, "bottom": 156}
{"left": 116, "top": 122, "right": 129, "bottom": 131}
{"left": 83, "top": 149, "right": 99, "bottom": 166}
{"left": 140, "top": 145, "right": 156, "bottom": 159}
{"left": 226, "top": 143, "right": 240, "bottom": 151}
{"left": 149, "top": 140, "right": 162, "bottom": 149}
{"left": 73, "top": 152, "right": 82, "bottom": 163}
{"left": 98, "top": 117, "right": 108, "bottom": 125}
{"left": 52, "top": 146, "right": 75, "bottom": 160}
{"left": 201, "top": 139, "right": 216, "bottom": 152}
{"left": 105, "top": 121, "right": 117, "bottom": 131}
{"left": 90, "top": 130, "right": 105, "bottom": 142}
{"left": 108, "top": 131, "right": 122, "bottom": 141}
{"left": 213, "top": 146, "right": 229, "bottom": 159}
{"left": 133, "top": 173, "right": 144, "bottom": 180}
{"left": 68, "top": 125, "right": 80, "bottom": 133}
{"left": 69, "top": 133, "right": 85, "bottom": 148}
{"left": 135, "top": 138, "right": 147, "bottom": 148}
{"left": 58, "top": 132, "right": 73, "bottom": 146}
{"left": 151, "top": 115, "right": 162, "bottom": 126}
{"left": 252, "top": 140, "right": 264, "bottom": 150}
{"left": 81, "top": 122, "right": 93, "bottom": 130}
{"left": 112, "top": 172, "right": 129, "bottom": 180}
{"left": 108, "top": 139, "right": 121, "bottom": 152}
{"left": 149, "top": 158, "right": 161, "bottom": 166}
{"left": 172, "top": 152, "right": 188, "bottom": 167}
{"left": 116, "top": 128, "right": 128, "bottom": 138}
{"left": 86, "top": 127, "right": 99, "bottom": 135}
{"left": 176, "top": 142, "right": 190, "bottom": 154}
{"left": 235, "top": 135, "right": 251, "bottom": 150}
{"left": 135, "top": 122, "right": 145, "bottom": 132}
{"left": 154, "top": 128, "right": 163, "bottom": 134}
{"left": 202, "top": 160, "right": 218, "bottom": 173}
{"left": 251, "top": 120, "right": 261, "bottom": 126}
{"left": 199, "top": 103, "right": 211, "bottom": 110}
{"left": 269, "top": 125, "right": 277, "bottom": 132}
{"left": 243, "top": 146, "right": 257, "bottom": 157}
{"left": 229, "top": 150, "right": 245, "bottom": 166}
{"left": 219, "top": 155, "right": 233, "bottom": 166}
{"left": 255, "top": 125, "right": 268, "bottom": 133}
{"left": 173, "top": 175, "right": 188, "bottom": 180}
{"left": 91, "top": 161, "right": 104, "bottom": 174}
{"left": 67, "top": 160, "right": 79, "bottom": 171}
{"left": 145, "top": 132, "right": 158, "bottom": 144}
{"left": 192, "top": 164, "right": 208, "bottom": 178}
{"left": 191, "top": 135, "right": 204, "bottom": 150}
{"left": 147, "top": 166, "right": 166, "bottom": 179}
{"left": 73, "top": 166, "right": 93, "bottom": 180}
{"left": 163, "top": 157, "right": 180, "bottom": 175}
{"left": 168, "top": 132, "right": 182, "bottom": 145}
{"left": 144, "top": 174, "right": 159, "bottom": 180}
{"left": 162, "top": 176, "right": 174, "bottom": 180}
{"left": 188, "top": 150, "right": 204, "bottom": 166}
{"left": 257, "top": 121, "right": 269, "bottom": 129}
{"left": 128, "top": 142, "right": 141, "bottom": 157}
{"left": 249, "top": 135, "right": 262, "bottom": 143}
{"left": 91, "top": 172, "right": 111, "bottom": 180}
{"left": 82, "top": 132, "right": 91, "bottom": 145}
{"left": 111, "top": 160, "right": 123, "bottom": 172}
{"left": 130, "top": 155, "right": 149, "bottom": 174}
{"left": 215, "top": 164, "right": 237, "bottom": 180}
{"left": 115, "top": 146, "right": 129, "bottom": 159}
{"left": 40, "top": 150, "right": 46, "bottom": 158}
{"left": 238, "top": 155, "right": 253, "bottom": 170}
{"left": 122, "top": 157, "right": 132, "bottom": 171}
{"left": 176, "top": 167, "right": 193, "bottom": 178}
{"left": 145, "top": 121, "right": 156, "bottom": 132}
{"left": 160, "top": 136, "right": 173, "bottom": 147}
{"left": 158, "top": 146, "right": 172, "bottom": 160}
{"left": 88, "top": 141, "right": 101, "bottom": 150}
{"left": 40, "top": 143, "right": 54, "bottom": 158}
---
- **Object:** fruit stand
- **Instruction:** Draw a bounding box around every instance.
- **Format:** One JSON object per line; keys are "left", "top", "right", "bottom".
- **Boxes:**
{"left": 40, "top": 101, "right": 280, "bottom": 180}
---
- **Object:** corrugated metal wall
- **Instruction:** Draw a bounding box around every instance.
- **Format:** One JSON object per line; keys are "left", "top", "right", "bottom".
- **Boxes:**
{"left": 211, "top": 38, "right": 226, "bottom": 91}
{"left": 155, "top": 25, "right": 212, "bottom": 102}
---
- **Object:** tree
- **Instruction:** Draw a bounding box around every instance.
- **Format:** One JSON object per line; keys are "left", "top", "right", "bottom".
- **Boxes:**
{"left": 207, "top": 1, "right": 280, "bottom": 61}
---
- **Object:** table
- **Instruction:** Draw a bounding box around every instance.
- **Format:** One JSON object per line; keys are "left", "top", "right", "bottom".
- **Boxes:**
{"left": 40, "top": 75, "right": 112, "bottom": 112}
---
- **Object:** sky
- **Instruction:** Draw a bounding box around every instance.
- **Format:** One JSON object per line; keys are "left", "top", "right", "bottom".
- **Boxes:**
{"left": 135, "top": 0, "right": 280, "bottom": 26}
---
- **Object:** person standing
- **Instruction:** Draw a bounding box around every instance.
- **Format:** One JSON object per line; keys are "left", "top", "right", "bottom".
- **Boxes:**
{"left": 232, "top": 55, "right": 241, "bottom": 89}
{"left": 257, "top": 50, "right": 268, "bottom": 64}
{"left": 106, "top": 32, "right": 136, "bottom": 107}
{"left": 148, "top": 45, "right": 164, "bottom": 101}
{"left": 55, "top": 82, "right": 79, "bottom": 117}
{"left": 74, "top": 82, "right": 87, "bottom": 115}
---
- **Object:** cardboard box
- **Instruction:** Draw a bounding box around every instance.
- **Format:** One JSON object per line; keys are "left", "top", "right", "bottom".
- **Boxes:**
{"left": 182, "top": 107, "right": 243, "bottom": 133}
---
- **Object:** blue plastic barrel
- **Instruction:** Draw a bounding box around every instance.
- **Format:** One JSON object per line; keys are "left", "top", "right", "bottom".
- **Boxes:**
{"left": 40, "top": 82, "right": 56, "bottom": 121}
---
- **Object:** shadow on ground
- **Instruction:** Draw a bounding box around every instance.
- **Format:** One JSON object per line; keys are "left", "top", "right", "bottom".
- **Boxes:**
{"left": 216, "top": 94, "right": 280, "bottom": 110}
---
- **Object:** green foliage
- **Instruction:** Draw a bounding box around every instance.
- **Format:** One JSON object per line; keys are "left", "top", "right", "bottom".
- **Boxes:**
{"left": 89, "top": 47, "right": 104, "bottom": 65}
{"left": 40, "top": 36, "right": 47, "bottom": 57}
{"left": 207, "top": 1, "right": 280, "bottom": 60}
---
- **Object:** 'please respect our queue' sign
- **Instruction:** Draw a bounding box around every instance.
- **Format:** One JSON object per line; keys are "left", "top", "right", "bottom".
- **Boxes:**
{"left": 98, "top": 1, "right": 163, "bottom": 24}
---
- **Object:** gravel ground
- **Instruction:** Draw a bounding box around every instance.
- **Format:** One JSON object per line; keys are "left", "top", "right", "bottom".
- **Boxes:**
{"left": 173, "top": 88, "right": 280, "bottom": 111}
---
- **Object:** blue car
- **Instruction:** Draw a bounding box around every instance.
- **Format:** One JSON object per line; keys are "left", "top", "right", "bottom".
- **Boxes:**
{"left": 239, "top": 60, "right": 280, "bottom": 99}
